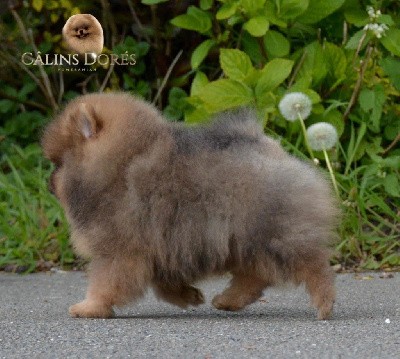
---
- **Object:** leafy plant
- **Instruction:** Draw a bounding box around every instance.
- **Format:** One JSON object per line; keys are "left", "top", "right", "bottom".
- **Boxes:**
{"left": 166, "top": 0, "right": 400, "bottom": 268}
{"left": 0, "top": 144, "right": 73, "bottom": 272}
{"left": 0, "top": 0, "right": 399, "bottom": 270}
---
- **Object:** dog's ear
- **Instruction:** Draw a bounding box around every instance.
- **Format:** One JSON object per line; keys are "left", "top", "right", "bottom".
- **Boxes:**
{"left": 75, "top": 102, "right": 102, "bottom": 139}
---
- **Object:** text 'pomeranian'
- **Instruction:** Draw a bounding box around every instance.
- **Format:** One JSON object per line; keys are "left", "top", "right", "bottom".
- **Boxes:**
{"left": 41, "top": 93, "right": 339, "bottom": 320}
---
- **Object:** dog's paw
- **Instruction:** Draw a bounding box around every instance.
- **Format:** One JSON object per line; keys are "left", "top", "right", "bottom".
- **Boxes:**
{"left": 69, "top": 300, "right": 114, "bottom": 318}
{"left": 317, "top": 302, "right": 333, "bottom": 320}
{"left": 182, "top": 286, "right": 205, "bottom": 307}
{"left": 212, "top": 294, "right": 243, "bottom": 311}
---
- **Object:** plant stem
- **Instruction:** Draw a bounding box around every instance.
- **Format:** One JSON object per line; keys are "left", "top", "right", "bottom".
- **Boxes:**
{"left": 152, "top": 50, "right": 183, "bottom": 106}
{"left": 99, "top": 64, "right": 115, "bottom": 92}
{"left": 343, "top": 45, "right": 373, "bottom": 121}
{"left": 323, "top": 149, "right": 340, "bottom": 197}
{"left": 27, "top": 29, "right": 58, "bottom": 111}
{"left": 297, "top": 112, "right": 315, "bottom": 161}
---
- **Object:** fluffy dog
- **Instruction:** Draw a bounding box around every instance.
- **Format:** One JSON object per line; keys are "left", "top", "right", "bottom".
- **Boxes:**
{"left": 62, "top": 14, "right": 103, "bottom": 55}
{"left": 42, "top": 93, "right": 339, "bottom": 320}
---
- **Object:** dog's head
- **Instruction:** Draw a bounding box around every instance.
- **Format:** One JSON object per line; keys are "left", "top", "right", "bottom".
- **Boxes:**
{"left": 41, "top": 93, "right": 163, "bottom": 200}
{"left": 62, "top": 14, "right": 103, "bottom": 54}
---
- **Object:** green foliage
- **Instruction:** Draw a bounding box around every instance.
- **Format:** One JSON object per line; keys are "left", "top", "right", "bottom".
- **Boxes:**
{"left": 170, "top": 0, "right": 400, "bottom": 269}
{"left": 1, "top": 0, "right": 399, "bottom": 271}
{"left": 170, "top": 6, "right": 212, "bottom": 33}
{"left": 0, "top": 145, "right": 73, "bottom": 272}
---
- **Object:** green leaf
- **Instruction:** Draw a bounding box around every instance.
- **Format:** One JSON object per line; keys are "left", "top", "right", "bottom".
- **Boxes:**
{"left": 345, "top": 29, "right": 370, "bottom": 50}
{"left": 243, "top": 16, "right": 269, "bottom": 37}
{"left": 358, "top": 90, "right": 375, "bottom": 112}
{"left": 164, "top": 106, "right": 182, "bottom": 121}
{"left": 243, "top": 68, "right": 262, "bottom": 87}
{"left": 255, "top": 58, "right": 294, "bottom": 96}
{"left": 70, "top": 7, "right": 80, "bottom": 15}
{"left": 191, "top": 39, "right": 216, "bottom": 69}
{"left": 323, "top": 42, "right": 347, "bottom": 84}
{"left": 191, "top": 71, "right": 209, "bottom": 96}
{"left": 164, "top": 88, "right": 188, "bottom": 121}
{"left": 264, "top": 1, "right": 287, "bottom": 27}
{"left": 256, "top": 91, "right": 276, "bottom": 112}
{"left": 344, "top": 8, "right": 369, "bottom": 26}
{"left": 216, "top": 2, "right": 238, "bottom": 20}
{"left": 379, "top": 14, "right": 395, "bottom": 26}
{"left": 18, "top": 83, "right": 37, "bottom": 101}
{"left": 296, "top": 42, "right": 327, "bottom": 86}
{"left": 184, "top": 106, "right": 210, "bottom": 123}
{"left": 380, "top": 29, "right": 400, "bottom": 57}
{"left": 168, "top": 87, "right": 187, "bottom": 107}
{"left": 197, "top": 79, "right": 254, "bottom": 112}
{"left": 359, "top": 85, "right": 386, "bottom": 133}
{"left": 220, "top": 49, "right": 253, "bottom": 81}
{"left": 32, "top": 0, "right": 43, "bottom": 11}
{"left": 279, "top": 0, "right": 309, "bottom": 20}
{"left": 380, "top": 57, "right": 400, "bottom": 90}
{"left": 200, "top": 0, "right": 213, "bottom": 10}
{"left": 384, "top": 120, "right": 400, "bottom": 141}
{"left": 297, "top": 0, "right": 345, "bottom": 24}
{"left": 141, "top": 0, "right": 168, "bottom": 4}
{"left": 263, "top": 30, "right": 290, "bottom": 58}
{"left": 241, "top": 32, "right": 263, "bottom": 64}
{"left": 60, "top": 0, "right": 71, "bottom": 9}
{"left": 241, "top": 0, "right": 266, "bottom": 16}
{"left": 50, "top": 13, "right": 59, "bottom": 23}
{"left": 170, "top": 6, "right": 212, "bottom": 34}
{"left": 368, "top": 154, "right": 400, "bottom": 170}
{"left": 135, "top": 42, "right": 151, "bottom": 57}
{"left": 303, "top": 89, "right": 321, "bottom": 104}
{"left": 0, "top": 100, "right": 14, "bottom": 113}
{"left": 384, "top": 174, "right": 400, "bottom": 197}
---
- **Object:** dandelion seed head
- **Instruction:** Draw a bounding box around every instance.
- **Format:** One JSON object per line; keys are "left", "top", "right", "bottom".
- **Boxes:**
{"left": 306, "top": 122, "right": 338, "bottom": 151}
{"left": 278, "top": 92, "right": 312, "bottom": 121}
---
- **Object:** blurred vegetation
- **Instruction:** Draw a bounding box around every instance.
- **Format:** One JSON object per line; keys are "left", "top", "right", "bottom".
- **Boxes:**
{"left": 0, "top": 0, "right": 399, "bottom": 272}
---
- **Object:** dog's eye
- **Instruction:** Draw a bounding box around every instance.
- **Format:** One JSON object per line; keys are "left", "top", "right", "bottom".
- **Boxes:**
{"left": 84, "top": 26, "right": 89, "bottom": 30}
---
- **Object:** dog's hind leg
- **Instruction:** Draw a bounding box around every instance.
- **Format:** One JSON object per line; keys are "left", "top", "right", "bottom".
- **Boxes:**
{"left": 296, "top": 253, "right": 336, "bottom": 320}
{"left": 212, "top": 273, "right": 268, "bottom": 311}
{"left": 152, "top": 282, "right": 205, "bottom": 308}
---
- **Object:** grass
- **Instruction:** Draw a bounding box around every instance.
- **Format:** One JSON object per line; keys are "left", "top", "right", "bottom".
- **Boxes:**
{"left": 336, "top": 167, "right": 400, "bottom": 269}
{"left": 0, "top": 142, "right": 399, "bottom": 273}
{"left": 270, "top": 126, "right": 400, "bottom": 270}
{"left": 0, "top": 144, "right": 74, "bottom": 272}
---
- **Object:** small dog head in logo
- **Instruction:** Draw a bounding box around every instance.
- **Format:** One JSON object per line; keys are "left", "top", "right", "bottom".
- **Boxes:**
{"left": 62, "top": 14, "right": 104, "bottom": 56}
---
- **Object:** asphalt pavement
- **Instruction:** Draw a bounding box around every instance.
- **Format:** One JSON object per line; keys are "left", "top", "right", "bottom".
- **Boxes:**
{"left": 0, "top": 271, "right": 399, "bottom": 359}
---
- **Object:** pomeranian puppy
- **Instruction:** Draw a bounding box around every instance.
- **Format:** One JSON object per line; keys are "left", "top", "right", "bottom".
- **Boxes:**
{"left": 42, "top": 93, "right": 339, "bottom": 320}
{"left": 62, "top": 14, "right": 103, "bottom": 56}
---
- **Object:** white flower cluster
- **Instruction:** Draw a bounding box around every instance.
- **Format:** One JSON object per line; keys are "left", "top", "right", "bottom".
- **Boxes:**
{"left": 367, "top": 6, "right": 381, "bottom": 20}
{"left": 364, "top": 7, "right": 389, "bottom": 38}
{"left": 363, "top": 23, "right": 389, "bottom": 39}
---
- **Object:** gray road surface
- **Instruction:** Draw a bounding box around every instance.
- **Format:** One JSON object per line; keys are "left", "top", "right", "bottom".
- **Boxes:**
{"left": 0, "top": 271, "right": 399, "bottom": 359}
